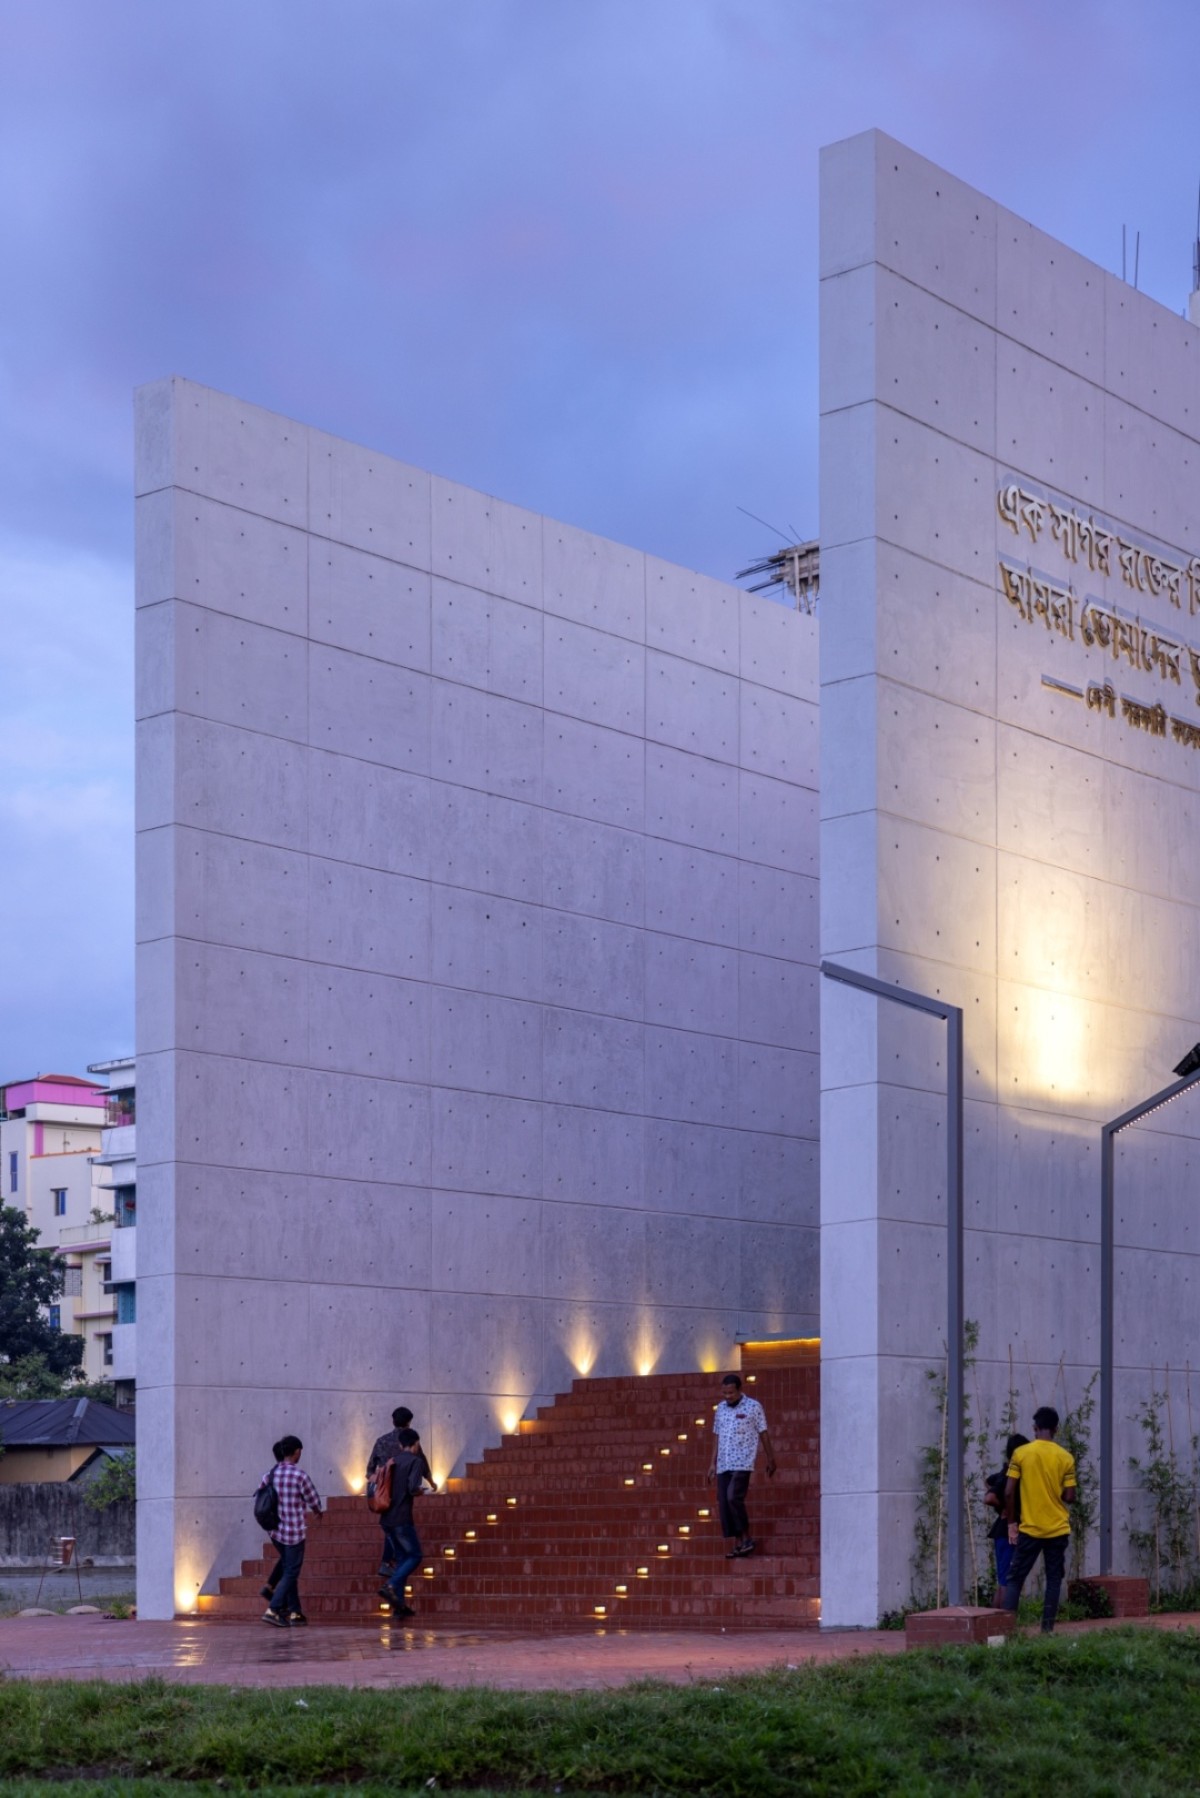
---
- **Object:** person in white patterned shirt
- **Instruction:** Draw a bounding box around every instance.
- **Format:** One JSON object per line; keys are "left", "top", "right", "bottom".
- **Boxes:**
{"left": 706, "top": 1373, "right": 776, "bottom": 1558}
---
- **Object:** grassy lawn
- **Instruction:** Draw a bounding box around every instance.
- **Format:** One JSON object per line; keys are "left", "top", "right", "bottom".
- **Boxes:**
{"left": 1, "top": 1628, "right": 1199, "bottom": 1794}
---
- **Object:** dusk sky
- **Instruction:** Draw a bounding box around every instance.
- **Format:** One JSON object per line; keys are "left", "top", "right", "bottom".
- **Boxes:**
{"left": 3, "top": 0, "right": 1199, "bottom": 1077}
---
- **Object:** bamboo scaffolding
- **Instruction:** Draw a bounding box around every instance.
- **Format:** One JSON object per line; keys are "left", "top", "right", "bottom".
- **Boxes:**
{"left": 935, "top": 1353, "right": 948, "bottom": 1607}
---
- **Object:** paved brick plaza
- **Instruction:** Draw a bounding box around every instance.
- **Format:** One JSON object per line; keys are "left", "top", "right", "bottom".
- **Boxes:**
{"left": 1, "top": 1614, "right": 1197, "bottom": 1691}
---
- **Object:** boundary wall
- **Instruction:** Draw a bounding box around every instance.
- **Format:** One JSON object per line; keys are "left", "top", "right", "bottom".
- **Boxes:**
{"left": 133, "top": 378, "right": 819, "bottom": 1617}
{"left": 820, "top": 131, "right": 1200, "bottom": 1623}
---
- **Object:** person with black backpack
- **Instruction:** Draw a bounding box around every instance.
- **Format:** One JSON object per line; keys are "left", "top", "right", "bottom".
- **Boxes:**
{"left": 254, "top": 1434, "right": 323, "bottom": 1627}
{"left": 257, "top": 1440, "right": 287, "bottom": 1608}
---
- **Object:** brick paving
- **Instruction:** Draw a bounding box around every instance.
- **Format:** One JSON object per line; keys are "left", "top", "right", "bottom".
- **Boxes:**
{"left": 1, "top": 1611, "right": 1196, "bottom": 1692}
{"left": 0, "top": 1613, "right": 897, "bottom": 1689}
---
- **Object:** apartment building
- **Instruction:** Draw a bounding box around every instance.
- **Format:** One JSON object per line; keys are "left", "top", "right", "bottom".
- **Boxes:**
{"left": 87, "top": 1056, "right": 137, "bottom": 1405}
{"left": 0, "top": 1064, "right": 137, "bottom": 1402}
{"left": 0, "top": 1073, "right": 109, "bottom": 1378}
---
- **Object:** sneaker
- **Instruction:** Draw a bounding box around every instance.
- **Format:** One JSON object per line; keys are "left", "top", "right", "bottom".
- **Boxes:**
{"left": 288, "top": 1612, "right": 309, "bottom": 1626}
{"left": 390, "top": 1602, "right": 415, "bottom": 1618}
{"left": 734, "top": 1540, "right": 757, "bottom": 1557}
{"left": 262, "top": 1609, "right": 290, "bottom": 1628}
{"left": 377, "top": 1585, "right": 396, "bottom": 1603}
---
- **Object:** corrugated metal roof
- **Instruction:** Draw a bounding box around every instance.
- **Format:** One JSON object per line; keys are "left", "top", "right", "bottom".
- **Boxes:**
{"left": 0, "top": 1398, "right": 136, "bottom": 1448}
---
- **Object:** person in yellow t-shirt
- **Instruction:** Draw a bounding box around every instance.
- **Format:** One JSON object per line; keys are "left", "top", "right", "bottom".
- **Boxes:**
{"left": 1000, "top": 1405, "right": 1077, "bottom": 1632}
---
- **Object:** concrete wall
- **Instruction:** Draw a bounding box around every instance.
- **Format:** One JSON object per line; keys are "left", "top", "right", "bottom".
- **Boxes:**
{"left": 0, "top": 1483, "right": 134, "bottom": 1563}
{"left": 134, "top": 378, "right": 820, "bottom": 1617}
{"left": 819, "top": 130, "right": 1200, "bottom": 1623}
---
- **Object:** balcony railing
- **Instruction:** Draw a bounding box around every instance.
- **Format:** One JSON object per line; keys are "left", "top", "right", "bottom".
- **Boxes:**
{"left": 57, "top": 1222, "right": 112, "bottom": 1247}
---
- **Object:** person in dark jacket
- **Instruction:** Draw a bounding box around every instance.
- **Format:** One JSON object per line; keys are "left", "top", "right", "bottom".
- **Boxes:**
{"left": 984, "top": 1432, "right": 1028, "bottom": 1592}
{"left": 367, "top": 1408, "right": 436, "bottom": 1576}
{"left": 377, "top": 1429, "right": 433, "bottom": 1619}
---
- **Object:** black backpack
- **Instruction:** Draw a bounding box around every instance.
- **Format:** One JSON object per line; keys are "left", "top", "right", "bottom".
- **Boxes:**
{"left": 254, "top": 1466, "right": 280, "bottom": 1533}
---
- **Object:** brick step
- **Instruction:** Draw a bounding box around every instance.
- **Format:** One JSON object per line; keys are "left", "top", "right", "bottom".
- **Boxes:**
{"left": 228, "top": 1544, "right": 818, "bottom": 1581}
{"left": 360, "top": 1480, "right": 812, "bottom": 1497}
{"left": 257, "top": 1490, "right": 817, "bottom": 1519}
{"left": 215, "top": 1575, "right": 820, "bottom": 1603}
{"left": 319, "top": 1501, "right": 818, "bottom": 1531}
{"left": 289, "top": 1527, "right": 818, "bottom": 1558}
{"left": 219, "top": 1576, "right": 820, "bottom": 1609}
{"left": 224, "top": 1545, "right": 819, "bottom": 1581}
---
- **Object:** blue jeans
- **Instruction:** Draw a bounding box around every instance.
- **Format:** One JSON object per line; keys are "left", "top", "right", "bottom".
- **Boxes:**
{"left": 994, "top": 1536, "right": 1014, "bottom": 1590}
{"left": 386, "top": 1522, "right": 423, "bottom": 1604}
{"left": 269, "top": 1539, "right": 306, "bottom": 1617}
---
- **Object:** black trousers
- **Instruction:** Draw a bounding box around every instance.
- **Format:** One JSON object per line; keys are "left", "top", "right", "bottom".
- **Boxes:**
{"left": 1002, "top": 1530, "right": 1069, "bottom": 1629}
{"left": 717, "top": 1469, "right": 752, "bottom": 1540}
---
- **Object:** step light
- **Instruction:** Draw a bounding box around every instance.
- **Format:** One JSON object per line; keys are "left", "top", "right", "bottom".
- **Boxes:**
{"left": 623, "top": 1477, "right": 636, "bottom": 1486}
{"left": 506, "top": 1496, "right": 518, "bottom": 1506}
{"left": 636, "top": 1567, "right": 649, "bottom": 1578}
{"left": 642, "top": 1462, "right": 653, "bottom": 1472}
{"left": 677, "top": 1433, "right": 688, "bottom": 1441}
{"left": 659, "top": 1447, "right": 670, "bottom": 1456}
{"left": 486, "top": 1513, "right": 498, "bottom": 1523}
{"left": 423, "top": 1567, "right": 435, "bottom": 1578}
{"left": 594, "top": 1605, "right": 606, "bottom": 1616}
{"left": 443, "top": 1547, "right": 455, "bottom": 1557}
{"left": 677, "top": 1524, "right": 690, "bottom": 1535}
{"left": 614, "top": 1584, "right": 627, "bottom": 1594}
{"left": 695, "top": 1417, "right": 705, "bottom": 1425}
{"left": 697, "top": 1508, "right": 710, "bottom": 1519}
{"left": 657, "top": 1543, "right": 670, "bottom": 1554}
{"left": 464, "top": 1530, "right": 476, "bottom": 1540}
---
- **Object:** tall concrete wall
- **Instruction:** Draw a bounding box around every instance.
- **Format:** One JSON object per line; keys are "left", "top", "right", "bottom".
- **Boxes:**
{"left": 819, "top": 131, "right": 1200, "bottom": 1623}
{"left": 134, "top": 378, "right": 819, "bottom": 1617}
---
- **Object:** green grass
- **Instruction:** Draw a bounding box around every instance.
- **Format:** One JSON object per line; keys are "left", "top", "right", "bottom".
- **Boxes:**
{"left": 1, "top": 1629, "right": 1199, "bottom": 1794}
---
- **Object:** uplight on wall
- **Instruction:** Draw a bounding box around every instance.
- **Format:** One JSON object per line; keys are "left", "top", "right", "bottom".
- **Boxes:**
{"left": 568, "top": 1329, "right": 597, "bottom": 1377}
{"left": 175, "top": 1578, "right": 202, "bottom": 1615}
{"left": 1005, "top": 984, "right": 1093, "bottom": 1105}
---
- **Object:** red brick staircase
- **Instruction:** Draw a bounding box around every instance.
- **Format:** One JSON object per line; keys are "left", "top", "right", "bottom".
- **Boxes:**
{"left": 198, "top": 1342, "right": 819, "bottom": 1630}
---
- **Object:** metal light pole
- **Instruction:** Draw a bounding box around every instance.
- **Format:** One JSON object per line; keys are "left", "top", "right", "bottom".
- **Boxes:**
{"left": 1099, "top": 1053, "right": 1200, "bottom": 1574}
{"left": 820, "top": 961, "right": 966, "bottom": 1605}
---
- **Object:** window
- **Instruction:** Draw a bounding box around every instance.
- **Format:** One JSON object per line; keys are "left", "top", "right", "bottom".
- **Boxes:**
{"left": 114, "top": 1185, "right": 136, "bottom": 1227}
{"left": 62, "top": 1266, "right": 82, "bottom": 1297}
{"left": 52, "top": 1188, "right": 67, "bottom": 1216}
{"left": 8, "top": 1150, "right": 16, "bottom": 1193}
{"left": 116, "top": 1284, "right": 136, "bottom": 1324}
{"left": 49, "top": 1305, "right": 61, "bottom": 1330}
{"left": 101, "top": 1333, "right": 113, "bottom": 1368}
